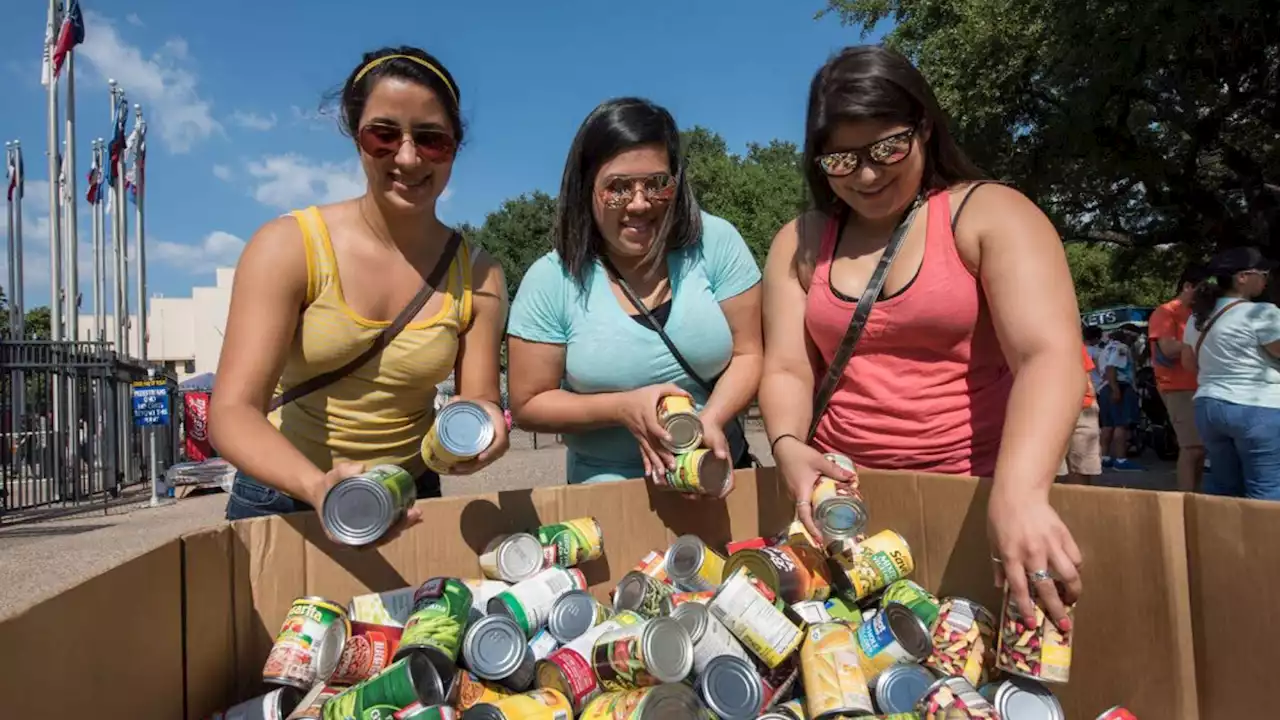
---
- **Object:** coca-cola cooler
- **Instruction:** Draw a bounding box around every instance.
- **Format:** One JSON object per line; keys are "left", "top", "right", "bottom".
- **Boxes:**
{"left": 183, "top": 391, "right": 216, "bottom": 462}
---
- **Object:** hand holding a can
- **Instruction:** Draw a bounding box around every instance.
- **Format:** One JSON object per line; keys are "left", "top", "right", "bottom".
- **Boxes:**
{"left": 311, "top": 461, "right": 424, "bottom": 547}
{"left": 987, "top": 491, "right": 1083, "bottom": 632}
{"left": 444, "top": 398, "right": 511, "bottom": 475}
{"left": 772, "top": 436, "right": 856, "bottom": 543}
{"left": 615, "top": 384, "right": 693, "bottom": 480}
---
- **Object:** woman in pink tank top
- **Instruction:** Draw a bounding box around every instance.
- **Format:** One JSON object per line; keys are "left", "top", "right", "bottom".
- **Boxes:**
{"left": 759, "top": 46, "right": 1083, "bottom": 629}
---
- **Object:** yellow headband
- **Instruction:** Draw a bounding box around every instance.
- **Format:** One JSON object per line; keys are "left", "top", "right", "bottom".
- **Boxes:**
{"left": 352, "top": 54, "right": 459, "bottom": 104}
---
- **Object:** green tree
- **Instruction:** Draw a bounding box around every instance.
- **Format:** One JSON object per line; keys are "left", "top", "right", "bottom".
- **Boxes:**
{"left": 24, "top": 306, "right": 50, "bottom": 340}
{"left": 1066, "top": 243, "right": 1186, "bottom": 311}
{"left": 470, "top": 191, "right": 557, "bottom": 299}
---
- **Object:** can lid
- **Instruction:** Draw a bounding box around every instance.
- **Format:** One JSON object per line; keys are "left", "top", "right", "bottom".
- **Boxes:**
{"left": 665, "top": 535, "right": 707, "bottom": 582}
{"left": 994, "top": 677, "right": 1066, "bottom": 720}
{"left": 817, "top": 496, "right": 869, "bottom": 540}
{"left": 496, "top": 533, "right": 545, "bottom": 583}
{"left": 404, "top": 649, "right": 448, "bottom": 706}
{"left": 548, "top": 590, "right": 598, "bottom": 643}
{"left": 670, "top": 600, "right": 709, "bottom": 641}
{"left": 873, "top": 662, "right": 937, "bottom": 713}
{"left": 696, "top": 655, "right": 762, "bottom": 720}
{"left": 320, "top": 476, "right": 396, "bottom": 547}
{"left": 694, "top": 451, "right": 734, "bottom": 498}
{"left": 637, "top": 682, "right": 706, "bottom": 720}
{"left": 312, "top": 616, "right": 348, "bottom": 681}
{"left": 612, "top": 572, "right": 650, "bottom": 613}
{"left": 665, "top": 413, "right": 704, "bottom": 452}
{"left": 463, "top": 615, "right": 529, "bottom": 680}
{"left": 722, "top": 551, "right": 778, "bottom": 600}
{"left": 534, "top": 657, "right": 573, "bottom": 700}
{"left": 436, "top": 401, "right": 495, "bottom": 457}
{"left": 884, "top": 601, "right": 934, "bottom": 660}
{"left": 641, "top": 616, "right": 695, "bottom": 683}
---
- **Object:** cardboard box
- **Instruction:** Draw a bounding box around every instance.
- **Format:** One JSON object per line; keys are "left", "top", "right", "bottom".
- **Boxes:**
{"left": 0, "top": 468, "right": 1274, "bottom": 718}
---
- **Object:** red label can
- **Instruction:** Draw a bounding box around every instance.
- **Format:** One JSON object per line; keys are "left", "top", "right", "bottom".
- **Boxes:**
{"left": 330, "top": 622, "right": 402, "bottom": 686}
{"left": 538, "top": 647, "right": 599, "bottom": 711}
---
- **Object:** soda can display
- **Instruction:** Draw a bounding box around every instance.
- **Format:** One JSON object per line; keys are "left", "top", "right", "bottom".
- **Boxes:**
{"left": 660, "top": 589, "right": 714, "bottom": 616}
{"left": 488, "top": 566, "right": 587, "bottom": 639}
{"left": 212, "top": 686, "right": 304, "bottom": 720}
{"left": 723, "top": 543, "right": 832, "bottom": 605}
{"left": 447, "top": 669, "right": 514, "bottom": 713}
{"left": 829, "top": 530, "right": 914, "bottom": 602}
{"left": 536, "top": 517, "right": 605, "bottom": 568}
{"left": 657, "top": 394, "right": 704, "bottom": 454}
{"left": 460, "top": 688, "right": 573, "bottom": 720}
{"left": 881, "top": 579, "right": 941, "bottom": 629}
{"left": 854, "top": 602, "right": 934, "bottom": 685}
{"left": 665, "top": 534, "right": 727, "bottom": 592}
{"left": 994, "top": 584, "right": 1074, "bottom": 684}
{"left": 708, "top": 566, "right": 803, "bottom": 669}
{"left": 479, "top": 533, "right": 546, "bottom": 584}
{"left": 613, "top": 570, "right": 675, "bottom": 618}
{"left": 798, "top": 621, "right": 873, "bottom": 719}
{"left": 577, "top": 684, "right": 706, "bottom": 720}
{"left": 657, "top": 448, "right": 735, "bottom": 498}
{"left": 322, "top": 652, "right": 446, "bottom": 720}
{"left": 590, "top": 616, "right": 694, "bottom": 691}
{"left": 872, "top": 663, "right": 937, "bottom": 715}
{"left": 694, "top": 654, "right": 764, "bottom": 720}
{"left": 421, "top": 400, "right": 496, "bottom": 474}
{"left": 915, "top": 676, "right": 998, "bottom": 720}
{"left": 320, "top": 465, "right": 418, "bottom": 547}
{"left": 989, "top": 677, "right": 1066, "bottom": 720}
{"left": 264, "top": 596, "right": 352, "bottom": 690}
{"left": 330, "top": 621, "right": 403, "bottom": 686}
{"left": 671, "top": 601, "right": 751, "bottom": 675}
{"left": 397, "top": 578, "right": 474, "bottom": 676}
{"left": 924, "top": 597, "right": 996, "bottom": 687}
{"left": 461, "top": 615, "right": 537, "bottom": 692}
{"left": 547, "top": 589, "right": 612, "bottom": 643}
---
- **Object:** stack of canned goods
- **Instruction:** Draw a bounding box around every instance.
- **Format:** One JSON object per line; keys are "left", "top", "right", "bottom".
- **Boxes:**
{"left": 647, "top": 395, "right": 735, "bottom": 499}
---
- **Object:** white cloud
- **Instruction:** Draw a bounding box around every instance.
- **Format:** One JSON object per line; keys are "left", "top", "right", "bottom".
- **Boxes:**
{"left": 125, "top": 13, "right": 144, "bottom": 27}
{"left": 212, "top": 164, "right": 232, "bottom": 181}
{"left": 245, "top": 154, "right": 365, "bottom": 210}
{"left": 152, "top": 231, "right": 245, "bottom": 270}
{"left": 290, "top": 105, "right": 337, "bottom": 131}
{"left": 229, "top": 111, "right": 277, "bottom": 131}
{"left": 77, "top": 11, "right": 221, "bottom": 153}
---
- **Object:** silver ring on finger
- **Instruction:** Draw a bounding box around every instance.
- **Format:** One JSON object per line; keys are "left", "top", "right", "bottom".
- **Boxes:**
{"left": 1027, "top": 569, "right": 1054, "bottom": 583}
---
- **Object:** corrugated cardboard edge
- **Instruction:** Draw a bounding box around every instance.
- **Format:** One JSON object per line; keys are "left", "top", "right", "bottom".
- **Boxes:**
{"left": 182, "top": 525, "right": 236, "bottom": 720}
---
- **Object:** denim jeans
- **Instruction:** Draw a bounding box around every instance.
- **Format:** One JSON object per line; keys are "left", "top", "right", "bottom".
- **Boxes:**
{"left": 224, "top": 469, "right": 443, "bottom": 521}
{"left": 1194, "top": 397, "right": 1280, "bottom": 501}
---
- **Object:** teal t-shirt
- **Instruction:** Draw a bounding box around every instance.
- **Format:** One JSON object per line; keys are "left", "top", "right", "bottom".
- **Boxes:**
{"left": 507, "top": 212, "right": 762, "bottom": 484}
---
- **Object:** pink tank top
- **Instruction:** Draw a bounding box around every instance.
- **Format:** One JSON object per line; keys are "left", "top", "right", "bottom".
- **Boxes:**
{"left": 805, "top": 189, "right": 1012, "bottom": 476}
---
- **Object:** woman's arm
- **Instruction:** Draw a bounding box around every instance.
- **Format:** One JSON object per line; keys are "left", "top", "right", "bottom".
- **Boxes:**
{"left": 699, "top": 285, "right": 763, "bottom": 456}
{"left": 208, "top": 216, "right": 329, "bottom": 505}
{"left": 507, "top": 339, "right": 630, "bottom": 433}
{"left": 758, "top": 218, "right": 818, "bottom": 444}
{"left": 448, "top": 247, "right": 510, "bottom": 474}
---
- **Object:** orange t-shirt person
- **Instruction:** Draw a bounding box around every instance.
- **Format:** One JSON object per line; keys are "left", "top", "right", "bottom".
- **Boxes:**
{"left": 1081, "top": 345, "right": 1096, "bottom": 408}
{"left": 1148, "top": 298, "right": 1198, "bottom": 392}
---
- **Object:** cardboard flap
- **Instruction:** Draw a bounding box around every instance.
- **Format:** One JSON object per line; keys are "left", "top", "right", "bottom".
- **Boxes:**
{"left": 183, "top": 526, "right": 236, "bottom": 720}
{"left": 232, "top": 513, "right": 308, "bottom": 701}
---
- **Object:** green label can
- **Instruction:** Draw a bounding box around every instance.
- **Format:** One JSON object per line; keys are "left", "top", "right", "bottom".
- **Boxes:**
{"left": 398, "top": 578, "right": 473, "bottom": 664}
{"left": 323, "top": 652, "right": 442, "bottom": 720}
{"left": 881, "top": 580, "right": 940, "bottom": 629}
{"left": 536, "top": 517, "right": 604, "bottom": 567}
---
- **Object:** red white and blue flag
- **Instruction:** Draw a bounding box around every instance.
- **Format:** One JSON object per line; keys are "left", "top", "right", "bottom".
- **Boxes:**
{"left": 51, "top": 0, "right": 85, "bottom": 82}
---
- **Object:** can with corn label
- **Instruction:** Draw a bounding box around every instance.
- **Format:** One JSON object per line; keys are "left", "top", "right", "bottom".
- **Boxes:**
{"left": 925, "top": 597, "right": 996, "bottom": 687}
{"left": 995, "top": 584, "right": 1074, "bottom": 684}
{"left": 830, "top": 530, "right": 914, "bottom": 602}
{"left": 577, "top": 684, "right": 704, "bottom": 720}
{"left": 322, "top": 652, "right": 446, "bottom": 720}
{"left": 488, "top": 567, "right": 587, "bottom": 639}
{"left": 264, "top": 596, "right": 352, "bottom": 690}
{"left": 591, "top": 617, "right": 694, "bottom": 692}
{"left": 536, "top": 517, "right": 604, "bottom": 568}
{"left": 915, "top": 676, "right": 999, "bottom": 720}
{"left": 665, "top": 535, "right": 727, "bottom": 592}
{"left": 480, "top": 533, "right": 546, "bottom": 585}
{"left": 799, "top": 621, "right": 873, "bottom": 719}
{"left": 463, "top": 688, "right": 573, "bottom": 720}
{"left": 657, "top": 448, "right": 735, "bottom": 498}
{"left": 708, "top": 567, "right": 803, "bottom": 669}
{"left": 657, "top": 395, "right": 703, "bottom": 454}
{"left": 421, "top": 400, "right": 495, "bottom": 474}
{"left": 321, "top": 465, "right": 418, "bottom": 547}
{"left": 855, "top": 602, "right": 934, "bottom": 684}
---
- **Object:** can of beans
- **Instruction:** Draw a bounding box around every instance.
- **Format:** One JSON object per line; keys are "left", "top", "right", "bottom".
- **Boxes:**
{"left": 872, "top": 663, "right": 937, "bottom": 715}
{"left": 612, "top": 570, "right": 675, "bottom": 618}
{"left": 724, "top": 544, "right": 832, "bottom": 605}
{"left": 536, "top": 517, "right": 605, "bottom": 568}
{"left": 829, "top": 530, "right": 914, "bottom": 602}
{"left": 854, "top": 602, "right": 934, "bottom": 684}
{"left": 657, "top": 394, "right": 703, "bottom": 453}
{"left": 462, "top": 688, "right": 573, "bottom": 720}
{"left": 989, "top": 677, "right": 1065, "bottom": 720}
{"left": 915, "top": 676, "right": 999, "bottom": 720}
{"left": 660, "top": 590, "right": 715, "bottom": 616}
{"left": 320, "top": 465, "right": 417, "bottom": 547}
{"left": 925, "top": 597, "right": 996, "bottom": 687}
{"left": 578, "top": 684, "right": 705, "bottom": 720}
{"left": 708, "top": 567, "right": 803, "bottom": 669}
{"left": 322, "top": 651, "right": 447, "bottom": 720}
{"left": 394, "top": 704, "right": 457, "bottom": 719}
{"left": 331, "top": 621, "right": 403, "bottom": 686}
{"left": 396, "top": 578, "right": 473, "bottom": 679}
{"left": 447, "top": 668, "right": 513, "bottom": 713}
{"left": 461, "top": 615, "right": 537, "bottom": 692}
{"left": 657, "top": 448, "right": 735, "bottom": 498}
{"left": 421, "top": 400, "right": 495, "bottom": 474}
{"left": 1096, "top": 706, "right": 1139, "bottom": 720}
{"left": 694, "top": 654, "right": 764, "bottom": 720}
{"left": 799, "top": 621, "right": 873, "bottom": 719}
{"left": 535, "top": 611, "right": 645, "bottom": 713}
{"left": 548, "top": 589, "right": 612, "bottom": 643}
{"left": 213, "top": 686, "right": 305, "bottom": 719}
{"left": 591, "top": 617, "right": 694, "bottom": 692}
{"left": 665, "top": 534, "right": 727, "bottom": 591}
{"left": 994, "top": 584, "right": 1074, "bottom": 684}
{"left": 488, "top": 566, "right": 587, "bottom": 638}
{"left": 881, "top": 579, "right": 941, "bottom": 629}
{"left": 671, "top": 601, "right": 752, "bottom": 674}
{"left": 284, "top": 685, "right": 340, "bottom": 720}
{"left": 264, "top": 596, "right": 351, "bottom": 690}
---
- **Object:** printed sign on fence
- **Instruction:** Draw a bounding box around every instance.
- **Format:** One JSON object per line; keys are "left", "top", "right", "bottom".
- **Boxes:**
{"left": 131, "top": 379, "right": 170, "bottom": 427}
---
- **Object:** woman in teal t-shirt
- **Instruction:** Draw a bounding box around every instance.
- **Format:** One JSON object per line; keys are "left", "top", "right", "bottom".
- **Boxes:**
{"left": 506, "top": 97, "right": 763, "bottom": 485}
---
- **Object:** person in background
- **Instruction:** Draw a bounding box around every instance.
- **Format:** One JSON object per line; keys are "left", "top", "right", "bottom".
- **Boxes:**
{"left": 758, "top": 46, "right": 1081, "bottom": 629}
{"left": 210, "top": 47, "right": 510, "bottom": 527}
{"left": 1084, "top": 325, "right": 1105, "bottom": 392}
{"left": 1182, "top": 247, "right": 1280, "bottom": 500}
{"left": 1148, "top": 264, "right": 1208, "bottom": 491}
{"left": 1096, "top": 325, "right": 1144, "bottom": 471}
{"left": 1057, "top": 342, "right": 1102, "bottom": 485}
{"left": 507, "top": 98, "right": 763, "bottom": 485}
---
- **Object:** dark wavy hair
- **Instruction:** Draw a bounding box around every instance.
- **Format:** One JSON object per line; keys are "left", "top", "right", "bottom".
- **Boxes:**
{"left": 803, "top": 45, "right": 985, "bottom": 215}
{"left": 325, "top": 46, "right": 465, "bottom": 145}
{"left": 554, "top": 97, "right": 702, "bottom": 287}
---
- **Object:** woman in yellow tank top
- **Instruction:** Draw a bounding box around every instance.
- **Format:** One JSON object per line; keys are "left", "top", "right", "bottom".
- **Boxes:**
{"left": 210, "top": 47, "right": 509, "bottom": 531}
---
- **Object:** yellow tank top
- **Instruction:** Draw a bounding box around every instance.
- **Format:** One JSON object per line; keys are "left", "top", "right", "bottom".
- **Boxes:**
{"left": 267, "top": 206, "right": 473, "bottom": 477}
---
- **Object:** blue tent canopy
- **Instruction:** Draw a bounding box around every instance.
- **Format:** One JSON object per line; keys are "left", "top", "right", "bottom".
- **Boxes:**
{"left": 179, "top": 372, "right": 215, "bottom": 392}
{"left": 1081, "top": 305, "right": 1153, "bottom": 330}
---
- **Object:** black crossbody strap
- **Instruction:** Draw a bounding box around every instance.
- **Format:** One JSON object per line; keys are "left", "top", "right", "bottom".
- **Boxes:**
{"left": 808, "top": 195, "right": 926, "bottom": 441}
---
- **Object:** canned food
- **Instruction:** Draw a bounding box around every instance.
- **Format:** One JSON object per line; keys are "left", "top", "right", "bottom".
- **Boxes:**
{"left": 695, "top": 654, "right": 764, "bottom": 720}
{"left": 264, "top": 597, "right": 351, "bottom": 690}
{"left": 758, "top": 698, "right": 806, "bottom": 720}
{"left": 480, "top": 533, "right": 546, "bottom": 584}
{"left": 1096, "top": 707, "right": 1138, "bottom": 720}
{"left": 872, "top": 663, "right": 936, "bottom": 715}
{"left": 349, "top": 587, "right": 418, "bottom": 627}
{"left": 591, "top": 617, "right": 694, "bottom": 691}
{"left": 671, "top": 601, "right": 751, "bottom": 674}
{"left": 854, "top": 602, "right": 934, "bottom": 684}
{"left": 724, "top": 544, "right": 832, "bottom": 605}
{"left": 812, "top": 456, "right": 866, "bottom": 541}
{"left": 657, "top": 394, "right": 703, "bottom": 453}
{"left": 537, "top": 517, "right": 605, "bottom": 568}
{"left": 659, "top": 590, "right": 714, "bottom": 616}
{"left": 535, "top": 612, "right": 647, "bottom": 712}
{"left": 488, "top": 566, "right": 587, "bottom": 638}
{"left": 787, "top": 600, "right": 833, "bottom": 627}
{"left": 395, "top": 704, "right": 457, "bottom": 719}
{"left": 725, "top": 537, "right": 769, "bottom": 555}
{"left": 665, "top": 534, "right": 727, "bottom": 591}
{"left": 822, "top": 596, "right": 862, "bottom": 628}
{"left": 331, "top": 621, "right": 403, "bottom": 686}
{"left": 881, "top": 580, "right": 941, "bottom": 629}
{"left": 994, "top": 584, "right": 1073, "bottom": 684}
{"left": 829, "top": 530, "right": 914, "bottom": 602}
{"left": 657, "top": 448, "right": 735, "bottom": 498}
{"left": 461, "top": 615, "right": 537, "bottom": 692}
{"left": 285, "top": 685, "right": 340, "bottom": 720}
{"left": 759, "top": 655, "right": 800, "bottom": 710}
{"left": 322, "top": 651, "right": 446, "bottom": 720}
{"left": 213, "top": 686, "right": 304, "bottom": 719}
{"left": 528, "top": 628, "right": 559, "bottom": 661}
{"left": 463, "top": 579, "right": 511, "bottom": 627}
{"left": 708, "top": 567, "right": 803, "bottom": 669}
{"left": 990, "top": 677, "right": 1065, "bottom": 720}
{"left": 462, "top": 688, "right": 573, "bottom": 720}
{"left": 448, "top": 668, "right": 513, "bottom": 713}
{"left": 613, "top": 570, "right": 675, "bottom": 618}
{"left": 915, "top": 676, "right": 998, "bottom": 720}
{"left": 422, "top": 400, "right": 495, "bottom": 474}
{"left": 578, "top": 684, "right": 705, "bottom": 720}
{"left": 630, "top": 550, "right": 671, "bottom": 583}
{"left": 320, "top": 465, "right": 418, "bottom": 547}
{"left": 924, "top": 598, "right": 996, "bottom": 687}
{"left": 799, "top": 621, "right": 873, "bottom": 719}
{"left": 397, "top": 578, "right": 474, "bottom": 677}
{"left": 548, "top": 589, "right": 612, "bottom": 643}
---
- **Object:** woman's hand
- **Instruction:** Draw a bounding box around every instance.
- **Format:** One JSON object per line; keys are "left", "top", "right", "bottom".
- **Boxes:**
{"left": 616, "top": 384, "right": 693, "bottom": 482}
{"left": 698, "top": 412, "right": 732, "bottom": 462}
{"left": 987, "top": 486, "right": 1083, "bottom": 632}
{"left": 307, "top": 461, "right": 424, "bottom": 547}
{"left": 450, "top": 398, "right": 511, "bottom": 475}
{"left": 772, "top": 436, "right": 856, "bottom": 542}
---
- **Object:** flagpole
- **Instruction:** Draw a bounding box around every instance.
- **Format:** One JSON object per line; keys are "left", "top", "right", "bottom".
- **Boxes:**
{"left": 133, "top": 105, "right": 145, "bottom": 363}
{"left": 108, "top": 79, "right": 132, "bottom": 488}
{"left": 13, "top": 142, "right": 24, "bottom": 340}
{"left": 91, "top": 139, "right": 102, "bottom": 341}
{"left": 46, "top": 0, "right": 66, "bottom": 498}
{"left": 65, "top": 51, "right": 79, "bottom": 345}
{"left": 5, "top": 142, "right": 15, "bottom": 335}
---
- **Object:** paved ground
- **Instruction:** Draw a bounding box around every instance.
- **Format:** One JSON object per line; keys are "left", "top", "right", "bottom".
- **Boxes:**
{"left": 0, "top": 429, "right": 1175, "bottom": 619}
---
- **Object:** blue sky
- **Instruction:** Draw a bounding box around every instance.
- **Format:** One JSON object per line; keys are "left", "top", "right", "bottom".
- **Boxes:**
{"left": 1, "top": 0, "right": 883, "bottom": 310}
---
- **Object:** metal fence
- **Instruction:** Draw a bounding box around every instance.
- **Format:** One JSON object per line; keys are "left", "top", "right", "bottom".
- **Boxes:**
{"left": 0, "top": 340, "right": 177, "bottom": 518}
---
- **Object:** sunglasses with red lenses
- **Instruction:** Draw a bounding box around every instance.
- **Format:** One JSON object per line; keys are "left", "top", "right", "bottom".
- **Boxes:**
{"left": 597, "top": 173, "right": 677, "bottom": 209}
{"left": 358, "top": 122, "right": 458, "bottom": 163}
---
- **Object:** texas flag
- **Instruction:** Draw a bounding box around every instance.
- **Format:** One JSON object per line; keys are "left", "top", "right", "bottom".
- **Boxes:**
{"left": 51, "top": 0, "right": 85, "bottom": 82}
{"left": 6, "top": 149, "right": 22, "bottom": 202}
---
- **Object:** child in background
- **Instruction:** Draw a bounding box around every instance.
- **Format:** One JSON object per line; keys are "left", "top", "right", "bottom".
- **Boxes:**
{"left": 1097, "top": 326, "right": 1145, "bottom": 471}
